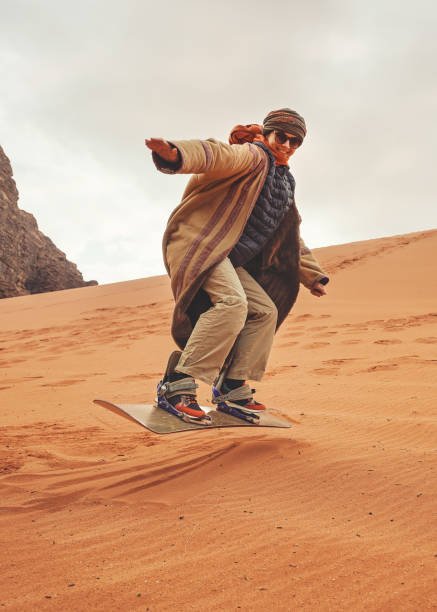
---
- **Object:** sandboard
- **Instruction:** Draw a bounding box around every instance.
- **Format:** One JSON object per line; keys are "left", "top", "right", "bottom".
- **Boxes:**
{"left": 93, "top": 399, "right": 291, "bottom": 434}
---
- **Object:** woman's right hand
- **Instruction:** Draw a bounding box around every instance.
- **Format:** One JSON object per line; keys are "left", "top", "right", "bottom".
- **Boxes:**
{"left": 145, "top": 138, "right": 179, "bottom": 163}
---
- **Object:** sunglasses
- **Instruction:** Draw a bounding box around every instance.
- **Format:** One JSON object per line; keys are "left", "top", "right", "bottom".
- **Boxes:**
{"left": 274, "top": 130, "right": 302, "bottom": 147}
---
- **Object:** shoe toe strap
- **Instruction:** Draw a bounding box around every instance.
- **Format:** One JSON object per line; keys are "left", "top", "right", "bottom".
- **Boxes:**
{"left": 214, "top": 383, "right": 253, "bottom": 403}
{"left": 162, "top": 378, "right": 198, "bottom": 399}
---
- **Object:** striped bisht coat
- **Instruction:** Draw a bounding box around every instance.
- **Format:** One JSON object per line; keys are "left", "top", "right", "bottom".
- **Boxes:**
{"left": 153, "top": 139, "right": 327, "bottom": 350}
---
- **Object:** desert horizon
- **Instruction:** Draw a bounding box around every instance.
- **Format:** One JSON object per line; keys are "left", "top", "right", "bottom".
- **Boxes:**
{"left": 1, "top": 228, "right": 436, "bottom": 610}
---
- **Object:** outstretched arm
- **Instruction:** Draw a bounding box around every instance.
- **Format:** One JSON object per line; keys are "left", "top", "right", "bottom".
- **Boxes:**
{"left": 145, "top": 136, "right": 262, "bottom": 178}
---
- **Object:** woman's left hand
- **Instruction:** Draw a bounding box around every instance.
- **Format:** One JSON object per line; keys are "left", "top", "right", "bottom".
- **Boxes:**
{"left": 310, "top": 282, "right": 327, "bottom": 297}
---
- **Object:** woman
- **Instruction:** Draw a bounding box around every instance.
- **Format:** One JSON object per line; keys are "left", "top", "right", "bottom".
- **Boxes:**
{"left": 146, "top": 108, "right": 329, "bottom": 422}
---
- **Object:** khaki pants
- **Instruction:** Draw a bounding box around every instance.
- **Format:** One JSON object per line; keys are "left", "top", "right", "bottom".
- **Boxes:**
{"left": 176, "top": 257, "right": 278, "bottom": 385}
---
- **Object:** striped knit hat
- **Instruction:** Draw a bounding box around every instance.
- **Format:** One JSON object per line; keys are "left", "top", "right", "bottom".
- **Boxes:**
{"left": 263, "top": 108, "right": 307, "bottom": 143}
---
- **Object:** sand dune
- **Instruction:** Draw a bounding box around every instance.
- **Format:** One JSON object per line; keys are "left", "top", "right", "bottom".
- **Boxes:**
{"left": 0, "top": 229, "right": 436, "bottom": 611}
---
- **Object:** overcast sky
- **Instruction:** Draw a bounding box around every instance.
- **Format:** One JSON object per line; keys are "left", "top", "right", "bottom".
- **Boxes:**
{"left": 1, "top": 0, "right": 436, "bottom": 285}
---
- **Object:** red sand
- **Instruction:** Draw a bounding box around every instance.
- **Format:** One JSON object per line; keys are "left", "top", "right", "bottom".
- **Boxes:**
{"left": 1, "top": 229, "right": 436, "bottom": 611}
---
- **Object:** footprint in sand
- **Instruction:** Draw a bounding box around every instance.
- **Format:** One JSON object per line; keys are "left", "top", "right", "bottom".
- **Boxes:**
{"left": 0, "top": 358, "right": 26, "bottom": 367}
{"left": 13, "top": 330, "right": 34, "bottom": 339}
{"left": 3, "top": 376, "right": 44, "bottom": 384}
{"left": 365, "top": 363, "right": 398, "bottom": 372}
{"left": 264, "top": 365, "right": 298, "bottom": 378}
{"left": 373, "top": 339, "right": 402, "bottom": 345}
{"left": 302, "top": 342, "right": 330, "bottom": 349}
{"left": 323, "top": 358, "right": 361, "bottom": 365}
{"left": 277, "top": 340, "right": 300, "bottom": 348}
{"left": 114, "top": 373, "right": 161, "bottom": 382}
{"left": 293, "top": 314, "right": 315, "bottom": 322}
{"left": 312, "top": 367, "right": 339, "bottom": 375}
{"left": 41, "top": 379, "right": 86, "bottom": 387}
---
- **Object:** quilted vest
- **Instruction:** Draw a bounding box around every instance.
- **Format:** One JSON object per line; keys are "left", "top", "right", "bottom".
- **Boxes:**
{"left": 229, "top": 142, "right": 296, "bottom": 268}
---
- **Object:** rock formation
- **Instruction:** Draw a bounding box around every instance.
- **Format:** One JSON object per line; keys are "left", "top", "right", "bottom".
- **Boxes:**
{"left": 0, "top": 146, "right": 97, "bottom": 298}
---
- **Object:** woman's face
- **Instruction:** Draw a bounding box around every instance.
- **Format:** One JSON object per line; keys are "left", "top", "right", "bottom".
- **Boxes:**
{"left": 265, "top": 130, "right": 301, "bottom": 158}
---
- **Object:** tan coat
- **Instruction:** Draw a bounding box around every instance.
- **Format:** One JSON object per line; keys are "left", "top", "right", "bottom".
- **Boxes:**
{"left": 153, "top": 139, "right": 328, "bottom": 349}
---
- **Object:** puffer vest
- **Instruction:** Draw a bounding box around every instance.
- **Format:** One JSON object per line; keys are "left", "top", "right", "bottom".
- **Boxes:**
{"left": 229, "top": 142, "right": 296, "bottom": 268}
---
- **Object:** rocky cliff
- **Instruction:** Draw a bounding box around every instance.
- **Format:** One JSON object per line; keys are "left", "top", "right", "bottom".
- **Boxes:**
{"left": 0, "top": 146, "right": 97, "bottom": 298}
